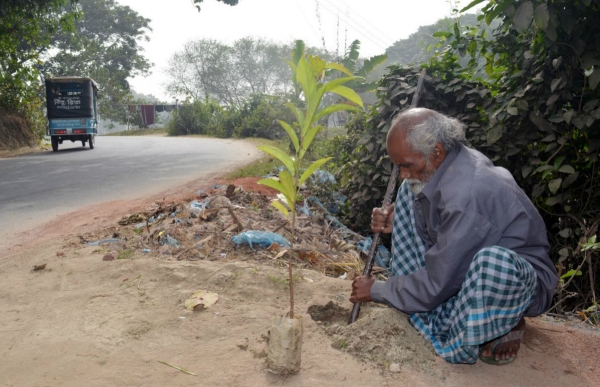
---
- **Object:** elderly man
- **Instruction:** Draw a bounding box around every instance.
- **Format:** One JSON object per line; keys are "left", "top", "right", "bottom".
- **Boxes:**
{"left": 350, "top": 108, "right": 558, "bottom": 365}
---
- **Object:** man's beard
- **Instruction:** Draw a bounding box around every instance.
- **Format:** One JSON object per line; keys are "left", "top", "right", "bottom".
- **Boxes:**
{"left": 405, "top": 165, "right": 436, "bottom": 195}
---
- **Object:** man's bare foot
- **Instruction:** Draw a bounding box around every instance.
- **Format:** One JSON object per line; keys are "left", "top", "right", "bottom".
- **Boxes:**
{"left": 479, "top": 318, "right": 526, "bottom": 365}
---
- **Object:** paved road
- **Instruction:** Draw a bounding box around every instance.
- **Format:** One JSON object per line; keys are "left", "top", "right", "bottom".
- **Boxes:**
{"left": 0, "top": 136, "right": 260, "bottom": 237}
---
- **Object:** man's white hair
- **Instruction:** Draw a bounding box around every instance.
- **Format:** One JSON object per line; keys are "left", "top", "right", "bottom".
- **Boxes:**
{"left": 391, "top": 108, "right": 466, "bottom": 158}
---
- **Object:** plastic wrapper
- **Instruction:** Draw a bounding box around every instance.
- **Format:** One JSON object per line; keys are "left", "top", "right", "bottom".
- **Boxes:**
{"left": 231, "top": 231, "right": 290, "bottom": 249}
{"left": 267, "top": 316, "right": 303, "bottom": 375}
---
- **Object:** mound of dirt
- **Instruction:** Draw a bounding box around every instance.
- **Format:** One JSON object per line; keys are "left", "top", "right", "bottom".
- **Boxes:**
{"left": 309, "top": 302, "right": 436, "bottom": 372}
{"left": 0, "top": 109, "right": 37, "bottom": 151}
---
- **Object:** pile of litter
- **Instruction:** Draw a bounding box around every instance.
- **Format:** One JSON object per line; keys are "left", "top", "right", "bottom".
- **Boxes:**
{"left": 79, "top": 181, "right": 377, "bottom": 277}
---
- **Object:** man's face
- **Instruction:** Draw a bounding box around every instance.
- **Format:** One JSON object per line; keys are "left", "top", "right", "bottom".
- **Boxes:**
{"left": 386, "top": 130, "right": 438, "bottom": 195}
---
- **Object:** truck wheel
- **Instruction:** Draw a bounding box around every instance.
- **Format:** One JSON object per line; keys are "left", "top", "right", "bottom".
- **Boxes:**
{"left": 89, "top": 135, "right": 95, "bottom": 149}
{"left": 51, "top": 137, "right": 59, "bottom": 152}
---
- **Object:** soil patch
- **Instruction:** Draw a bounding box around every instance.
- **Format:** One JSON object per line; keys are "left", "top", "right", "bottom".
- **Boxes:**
{"left": 322, "top": 305, "right": 437, "bottom": 373}
{"left": 214, "top": 176, "right": 279, "bottom": 196}
{"left": 0, "top": 109, "right": 37, "bottom": 151}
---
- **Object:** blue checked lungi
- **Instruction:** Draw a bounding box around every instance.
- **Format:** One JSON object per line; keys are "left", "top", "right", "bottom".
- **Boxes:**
{"left": 389, "top": 180, "right": 538, "bottom": 364}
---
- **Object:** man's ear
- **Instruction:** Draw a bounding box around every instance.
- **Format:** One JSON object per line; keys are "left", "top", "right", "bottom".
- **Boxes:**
{"left": 430, "top": 143, "right": 446, "bottom": 168}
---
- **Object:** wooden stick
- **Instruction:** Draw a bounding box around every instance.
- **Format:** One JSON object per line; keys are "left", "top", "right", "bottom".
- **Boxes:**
{"left": 348, "top": 69, "right": 427, "bottom": 325}
{"left": 227, "top": 206, "right": 245, "bottom": 232}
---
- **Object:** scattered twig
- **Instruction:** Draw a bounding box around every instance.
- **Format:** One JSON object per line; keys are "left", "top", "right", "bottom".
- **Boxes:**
{"left": 176, "top": 248, "right": 194, "bottom": 261}
{"left": 137, "top": 279, "right": 143, "bottom": 291}
{"left": 227, "top": 205, "right": 245, "bottom": 232}
{"left": 157, "top": 360, "right": 197, "bottom": 376}
{"left": 272, "top": 220, "right": 289, "bottom": 233}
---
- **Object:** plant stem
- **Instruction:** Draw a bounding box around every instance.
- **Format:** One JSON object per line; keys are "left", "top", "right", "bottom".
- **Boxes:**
{"left": 289, "top": 210, "right": 296, "bottom": 319}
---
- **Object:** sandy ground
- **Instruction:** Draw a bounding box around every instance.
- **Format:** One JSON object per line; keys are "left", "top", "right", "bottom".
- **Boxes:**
{"left": 1, "top": 172, "right": 600, "bottom": 387}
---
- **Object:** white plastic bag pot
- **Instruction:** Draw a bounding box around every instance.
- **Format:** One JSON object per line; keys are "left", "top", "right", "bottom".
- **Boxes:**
{"left": 266, "top": 315, "right": 303, "bottom": 375}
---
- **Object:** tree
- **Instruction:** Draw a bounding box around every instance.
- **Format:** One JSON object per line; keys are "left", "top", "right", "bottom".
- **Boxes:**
{"left": 166, "top": 38, "right": 293, "bottom": 106}
{"left": 192, "top": 0, "right": 239, "bottom": 11}
{"left": 39, "top": 0, "right": 152, "bottom": 122}
{"left": 0, "top": 0, "right": 79, "bottom": 114}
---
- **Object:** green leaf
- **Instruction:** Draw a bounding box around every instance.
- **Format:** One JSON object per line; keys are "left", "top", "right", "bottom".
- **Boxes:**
{"left": 296, "top": 56, "right": 316, "bottom": 100}
{"left": 522, "top": 166, "right": 533, "bottom": 178}
{"left": 329, "top": 85, "right": 364, "bottom": 107}
{"left": 278, "top": 170, "right": 297, "bottom": 206}
{"left": 507, "top": 107, "right": 519, "bottom": 115}
{"left": 513, "top": 1, "right": 533, "bottom": 32}
{"left": 257, "top": 145, "right": 296, "bottom": 176}
{"left": 533, "top": 3, "right": 549, "bottom": 30}
{"left": 299, "top": 157, "right": 332, "bottom": 186}
{"left": 321, "top": 75, "right": 361, "bottom": 95}
{"left": 548, "top": 178, "right": 562, "bottom": 194}
{"left": 554, "top": 156, "right": 565, "bottom": 169}
{"left": 558, "top": 228, "right": 572, "bottom": 238}
{"left": 258, "top": 178, "right": 285, "bottom": 196}
{"left": 459, "top": 0, "right": 486, "bottom": 13}
{"left": 590, "top": 68, "right": 600, "bottom": 90}
{"left": 485, "top": 0, "right": 514, "bottom": 25}
{"left": 551, "top": 78, "right": 561, "bottom": 93}
{"left": 271, "top": 200, "right": 289, "bottom": 218}
{"left": 547, "top": 94, "right": 559, "bottom": 105}
{"left": 546, "top": 196, "right": 562, "bottom": 206}
{"left": 308, "top": 55, "right": 326, "bottom": 77}
{"left": 284, "top": 102, "right": 305, "bottom": 128}
{"left": 292, "top": 40, "right": 305, "bottom": 64}
{"left": 563, "top": 110, "right": 575, "bottom": 124}
{"left": 313, "top": 104, "right": 361, "bottom": 124}
{"left": 278, "top": 120, "right": 299, "bottom": 152}
{"left": 487, "top": 125, "right": 504, "bottom": 145}
{"left": 558, "top": 165, "right": 575, "bottom": 174}
{"left": 324, "top": 62, "right": 353, "bottom": 77}
{"left": 534, "top": 165, "right": 554, "bottom": 174}
{"left": 560, "top": 269, "right": 582, "bottom": 280}
{"left": 552, "top": 57, "right": 563, "bottom": 70}
{"left": 302, "top": 124, "right": 324, "bottom": 154}
{"left": 562, "top": 172, "right": 579, "bottom": 188}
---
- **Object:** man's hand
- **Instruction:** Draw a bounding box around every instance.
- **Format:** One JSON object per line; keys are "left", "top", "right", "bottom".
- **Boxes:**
{"left": 371, "top": 204, "right": 394, "bottom": 234}
{"left": 350, "top": 275, "right": 376, "bottom": 303}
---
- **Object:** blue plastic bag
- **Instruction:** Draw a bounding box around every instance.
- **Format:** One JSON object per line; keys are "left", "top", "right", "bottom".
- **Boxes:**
{"left": 189, "top": 199, "right": 210, "bottom": 215}
{"left": 310, "top": 170, "right": 337, "bottom": 185}
{"left": 357, "top": 237, "right": 392, "bottom": 269}
{"left": 232, "top": 231, "right": 290, "bottom": 249}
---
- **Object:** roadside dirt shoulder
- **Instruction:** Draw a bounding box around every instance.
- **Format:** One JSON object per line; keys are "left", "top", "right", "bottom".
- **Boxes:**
{"left": 1, "top": 177, "right": 598, "bottom": 387}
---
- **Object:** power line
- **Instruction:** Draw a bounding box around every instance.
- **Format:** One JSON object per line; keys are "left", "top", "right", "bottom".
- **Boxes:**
{"left": 320, "top": 0, "right": 389, "bottom": 49}
{"left": 292, "top": 0, "right": 323, "bottom": 45}
{"left": 324, "top": 0, "right": 391, "bottom": 46}
{"left": 315, "top": 0, "right": 391, "bottom": 52}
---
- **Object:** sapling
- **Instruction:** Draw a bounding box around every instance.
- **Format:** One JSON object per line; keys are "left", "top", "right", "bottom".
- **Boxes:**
{"left": 258, "top": 52, "right": 363, "bottom": 374}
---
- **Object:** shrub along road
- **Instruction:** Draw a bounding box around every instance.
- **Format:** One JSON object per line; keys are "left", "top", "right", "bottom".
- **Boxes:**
{"left": 0, "top": 136, "right": 261, "bottom": 244}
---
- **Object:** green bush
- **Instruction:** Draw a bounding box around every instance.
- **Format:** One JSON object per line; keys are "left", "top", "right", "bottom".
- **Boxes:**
{"left": 234, "top": 94, "right": 295, "bottom": 139}
{"left": 167, "top": 94, "right": 295, "bottom": 140}
{"left": 167, "top": 98, "right": 223, "bottom": 136}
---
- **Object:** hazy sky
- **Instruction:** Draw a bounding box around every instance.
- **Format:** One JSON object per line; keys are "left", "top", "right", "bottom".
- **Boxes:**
{"left": 116, "top": 0, "right": 480, "bottom": 101}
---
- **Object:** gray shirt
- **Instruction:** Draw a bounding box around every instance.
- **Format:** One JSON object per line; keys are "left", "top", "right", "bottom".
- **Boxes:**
{"left": 370, "top": 144, "right": 558, "bottom": 316}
